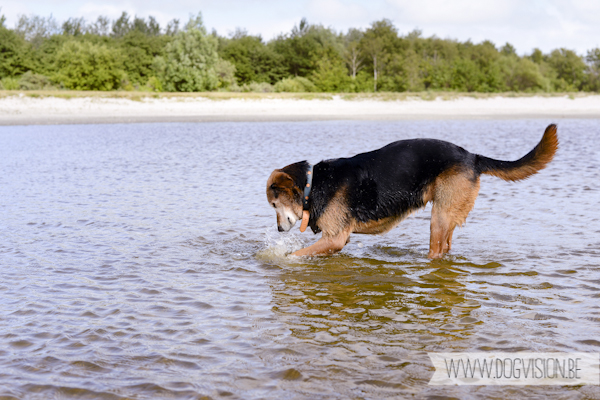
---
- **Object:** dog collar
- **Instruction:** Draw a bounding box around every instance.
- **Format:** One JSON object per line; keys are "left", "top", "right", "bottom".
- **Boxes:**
{"left": 299, "top": 163, "right": 313, "bottom": 233}
{"left": 302, "top": 164, "right": 314, "bottom": 210}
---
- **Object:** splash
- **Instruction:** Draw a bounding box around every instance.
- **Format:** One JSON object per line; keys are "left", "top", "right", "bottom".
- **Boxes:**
{"left": 255, "top": 228, "right": 307, "bottom": 260}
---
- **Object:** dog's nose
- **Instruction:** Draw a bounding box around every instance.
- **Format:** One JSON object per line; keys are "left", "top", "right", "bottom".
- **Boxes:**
{"left": 278, "top": 225, "right": 284, "bottom": 232}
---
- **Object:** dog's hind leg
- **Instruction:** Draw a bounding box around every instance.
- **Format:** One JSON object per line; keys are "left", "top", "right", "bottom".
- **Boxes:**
{"left": 429, "top": 210, "right": 452, "bottom": 258}
{"left": 428, "top": 170, "right": 480, "bottom": 259}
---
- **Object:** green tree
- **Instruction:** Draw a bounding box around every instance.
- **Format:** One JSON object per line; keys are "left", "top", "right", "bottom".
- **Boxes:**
{"left": 585, "top": 48, "right": 600, "bottom": 91}
{"left": 131, "top": 16, "right": 160, "bottom": 36}
{"left": 271, "top": 19, "right": 342, "bottom": 78}
{"left": 547, "top": 48, "right": 587, "bottom": 90}
{"left": 119, "top": 30, "right": 169, "bottom": 85}
{"left": 311, "top": 52, "right": 351, "bottom": 92}
{"left": 530, "top": 48, "right": 544, "bottom": 64}
{"left": 214, "top": 58, "right": 236, "bottom": 88}
{"left": 500, "top": 42, "right": 517, "bottom": 56}
{"left": 0, "top": 27, "right": 34, "bottom": 78}
{"left": 15, "top": 14, "right": 60, "bottom": 48}
{"left": 62, "top": 17, "right": 86, "bottom": 36}
{"left": 31, "top": 33, "right": 69, "bottom": 76}
{"left": 111, "top": 12, "right": 131, "bottom": 38}
{"left": 343, "top": 28, "right": 364, "bottom": 79}
{"left": 500, "top": 56, "right": 548, "bottom": 91}
{"left": 451, "top": 58, "right": 483, "bottom": 91}
{"left": 449, "top": 40, "right": 504, "bottom": 92}
{"left": 154, "top": 13, "right": 219, "bottom": 92}
{"left": 219, "top": 31, "right": 285, "bottom": 84}
{"left": 165, "top": 19, "right": 180, "bottom": 36}
{"left": 88, "top": 16, "right": 110, "bottom": 36}
{"left": 386, "top": 48, "right": 424, "bottom": 91}
{"left": 361, "top": 19, "right": 398, "bottom": 91}
{"left": 53, "top": 40, "right": 124, "bottom": 90}
{"left": 419, "top": 36, "right": 459, "bottom": 90}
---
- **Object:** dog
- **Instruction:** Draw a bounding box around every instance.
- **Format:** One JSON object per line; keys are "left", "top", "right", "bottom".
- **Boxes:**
{"left": 266, "top": 124, "right": 558, "bottom": 258}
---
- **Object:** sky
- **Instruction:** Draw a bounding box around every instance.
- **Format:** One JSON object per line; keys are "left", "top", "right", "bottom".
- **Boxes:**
{"left": 1, "top": 0, "right": 599, "bottom": 55}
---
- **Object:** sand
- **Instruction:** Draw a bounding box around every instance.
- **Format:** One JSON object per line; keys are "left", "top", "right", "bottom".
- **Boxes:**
{"left": 1, "top": 94, "right": 600, "bottom": 125}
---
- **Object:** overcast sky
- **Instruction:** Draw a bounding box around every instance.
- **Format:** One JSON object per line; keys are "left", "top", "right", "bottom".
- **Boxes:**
{"left": 2, "top": 0, "right": 599, "bottom": 55}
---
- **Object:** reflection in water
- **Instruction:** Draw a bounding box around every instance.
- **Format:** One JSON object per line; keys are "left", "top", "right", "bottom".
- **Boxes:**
{"left": 262, "top": 253, "right": 472, "bottom": 397}
{"left": 0, "top": 120, "right": 599, "bottom": 399}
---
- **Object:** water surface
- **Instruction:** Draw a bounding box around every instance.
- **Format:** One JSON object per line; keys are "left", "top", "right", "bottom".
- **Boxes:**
{"left": 0, "top": 120, "right": 599, "bottom": 399}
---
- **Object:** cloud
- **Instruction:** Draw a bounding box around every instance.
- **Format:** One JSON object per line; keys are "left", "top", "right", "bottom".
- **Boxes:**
{"left": 1, "top": 0, "right": 599, "bottom": 53}
{"left": 379, "top": 0, "right": 600, "bottom": 53}
{"left": 385, "top": 0, "right": 516, "bottom": 25}
{"left": 306, "top": 0, "right": 369, "bottom": 25}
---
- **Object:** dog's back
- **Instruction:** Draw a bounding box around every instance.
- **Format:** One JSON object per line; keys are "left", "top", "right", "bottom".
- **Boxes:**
{"left": 311, "top": 139, "right": 473, "bottom": 223}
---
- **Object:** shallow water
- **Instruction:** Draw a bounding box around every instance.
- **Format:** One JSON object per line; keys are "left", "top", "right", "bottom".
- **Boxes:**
{"left": 0, "top": 119, "right": 599, "bottom": 399}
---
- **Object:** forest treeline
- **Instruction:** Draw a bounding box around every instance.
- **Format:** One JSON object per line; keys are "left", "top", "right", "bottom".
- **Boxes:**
{"left": 1, "top": 12, "right": 599, "bottom": 93}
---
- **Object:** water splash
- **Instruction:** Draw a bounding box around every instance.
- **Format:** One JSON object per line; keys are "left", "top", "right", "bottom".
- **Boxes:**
{"left": 255, "top": 228, "right": 307, "bottom": 260}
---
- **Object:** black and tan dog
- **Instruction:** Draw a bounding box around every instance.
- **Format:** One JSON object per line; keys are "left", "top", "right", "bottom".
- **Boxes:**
{"left": 267, "top": 124, "right": 558, "bottom": 258}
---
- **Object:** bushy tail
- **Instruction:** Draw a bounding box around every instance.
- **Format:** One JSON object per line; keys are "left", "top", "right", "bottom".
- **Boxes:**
{"left": 476, "top": 124, "right": 558, "bottom": 182}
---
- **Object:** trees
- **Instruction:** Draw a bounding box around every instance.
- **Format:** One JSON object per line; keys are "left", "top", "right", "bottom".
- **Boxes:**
{"left": 218, "top": 32, "right": 285, "bottom": 84}
{"left": 311, "top": 52, "right": 351, "bottom": 92}
{"left": 361, "top": 19, "right": 397, "bottom": 92}
{"left": 500, "top": 57, "right": 548, "bottom": 92}
{"left": 110, "top": 12, "right": 161, "bottom": 38}
{"left": 111, "top": 12, "right": 131, "bottom": 38}
{"left": 585, "top": 48, "right": 600, "bottom": 91}
{"left": 53, "top": 40, "right": 123, "bottom": 90}
{"left": 1, "top": 10, "right": 599, "bottom": 93}
{"left": 14, "top": 14, "right": 60, "bottom": 48}
{"left": 62, "top": 17, "right": 86, "bottom": 36}
{"left": 214, "top": 58, "right": 236, "bottom": 89}
{"left": 547, "top": 48, "right": 588, "bottom": 91}
{"left": 88, "top": 16, "right": 110, "bottom": 36}
{"left": 343, "top": 28, "right": 364, "bottom": 79}
{"left": 271, "top": 19, "right": 343, "bottom": 79}
{"left": 0, "top": 27, "right": 34, "bottom": 78}
{"left": 118, "top": 30, "right": 169, "bottom": 85}
{"left": 153, "top": 13, "right": 219, "bottom": 92}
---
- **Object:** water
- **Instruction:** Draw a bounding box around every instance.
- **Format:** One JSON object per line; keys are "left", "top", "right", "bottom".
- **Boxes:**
{"left": 0, "top": 120, "right": 599, "bottom": 399}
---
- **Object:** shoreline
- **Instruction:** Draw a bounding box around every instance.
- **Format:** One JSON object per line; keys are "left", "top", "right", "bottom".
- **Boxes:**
{"left": 1, "top": 93, "right": 600, "bottom": 125}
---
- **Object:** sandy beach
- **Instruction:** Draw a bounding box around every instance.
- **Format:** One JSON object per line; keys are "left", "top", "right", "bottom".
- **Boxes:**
{"left": 1, "top": 93, "right": 600, "bottom": 125}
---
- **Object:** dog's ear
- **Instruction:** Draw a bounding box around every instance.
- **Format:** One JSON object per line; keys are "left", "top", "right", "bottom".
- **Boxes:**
{"left": 267, "top": 170, "right": 300, "bottom": 200}
{"left": 272, "top": 172, "right": 294, "bottom": 187}
{"left": 268, "top": 171, "right": 294, "bottom": 190}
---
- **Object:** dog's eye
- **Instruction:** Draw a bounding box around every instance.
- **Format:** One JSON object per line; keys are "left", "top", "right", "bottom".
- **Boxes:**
{"left": 272, "top": 203, "right": 276, "bottom": 208}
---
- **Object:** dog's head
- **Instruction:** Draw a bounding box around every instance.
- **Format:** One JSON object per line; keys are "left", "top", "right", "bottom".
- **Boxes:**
{"left": 266, "top": 169, "right": 303, "bottom": 232}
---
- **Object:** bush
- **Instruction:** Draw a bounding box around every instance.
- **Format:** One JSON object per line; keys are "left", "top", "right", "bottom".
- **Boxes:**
{"left": 18, "top": 71, "right": 55, "bottom": 90}
{"left": 227, "top": 81, "right": 274, "bottom": 92}
{"left": 215, "top": 58, "right": 236, "bottom": 89}
{"left": 274, "top": 76, "right": 317, "bottom": 92}
{"left": 53, "top": 41, "right": 124, "bottom": 90}
{"left": 145, "top": 76, "right": 163, "bottom": 92}
{"left": 500, "top": 57, "right": 549, "bottom": 92}
{"left": 311, "top": 55, "right": 352, "bottom": 92}
{"left": 246, "top": 82, "right": 274, "bottom": 92}
{"left": 0, "top": 76, "right": 19, "bottom": 90}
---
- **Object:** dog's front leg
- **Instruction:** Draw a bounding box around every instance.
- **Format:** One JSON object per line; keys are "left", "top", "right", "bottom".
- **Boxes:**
{"left": 291, "top": 230, "right": 351, "bottom": 257}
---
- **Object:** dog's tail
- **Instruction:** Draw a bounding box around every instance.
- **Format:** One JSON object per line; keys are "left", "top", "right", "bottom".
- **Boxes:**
{"left": 475, "top": 124, "right": 558, "bottom": 182}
